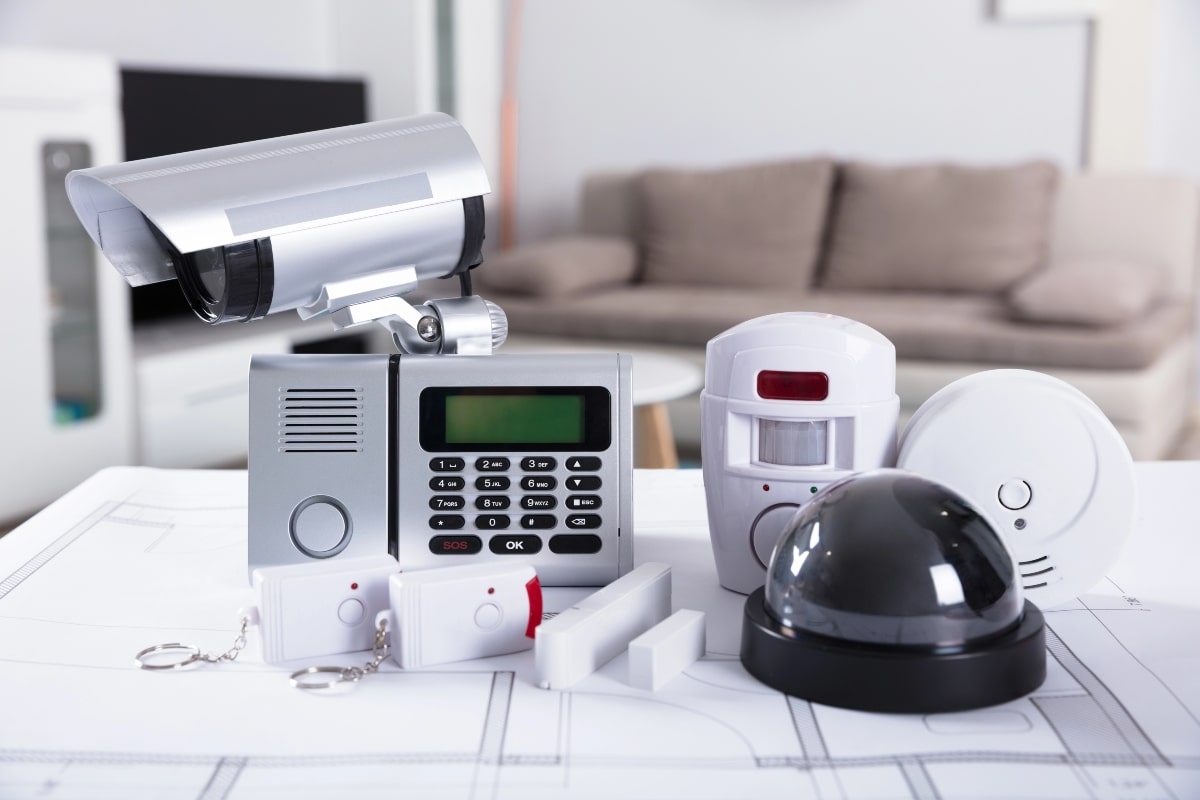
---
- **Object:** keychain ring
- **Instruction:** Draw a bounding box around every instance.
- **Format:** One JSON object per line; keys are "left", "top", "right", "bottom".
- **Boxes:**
{"left": 289, "top": 665, "right": 355, "bottom": 691}
{"left": 134, "top": 643, "right": 202, "bottom": 671}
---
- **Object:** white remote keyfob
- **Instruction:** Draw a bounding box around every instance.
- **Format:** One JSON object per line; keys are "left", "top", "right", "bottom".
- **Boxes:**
{"left": 251, "top": 554, "right": 398, "bottom": 664}
{"left": 377, "top": 562, "right": 543, "bottom": 669}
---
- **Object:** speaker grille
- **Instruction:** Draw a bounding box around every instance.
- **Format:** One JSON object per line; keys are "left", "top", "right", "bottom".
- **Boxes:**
{"left": 278, "top": 388, "right": 363, "bottom": 453}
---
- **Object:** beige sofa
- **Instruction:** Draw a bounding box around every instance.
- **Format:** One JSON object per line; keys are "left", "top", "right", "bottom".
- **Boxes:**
{"left": 478, "top": 161, "right": 1199, "bottom": 459}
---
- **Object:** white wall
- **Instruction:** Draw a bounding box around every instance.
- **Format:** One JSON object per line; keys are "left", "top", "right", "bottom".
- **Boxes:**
{"left": 0, "top": 0, "right": 335, "bottom": 73}
{"left": 1149, "top": 0, "right": 1200, "bottom": 183}
{"left": 512, "top": 0, "right": 1090, "bottom": 243}
{"left": 0, "top": 0, "right": 425, "bottom": 120}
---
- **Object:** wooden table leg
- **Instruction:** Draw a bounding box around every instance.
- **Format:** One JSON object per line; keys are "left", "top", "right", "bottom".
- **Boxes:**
{"left": 635, "top": 403, "right": 678, "bottom": 469}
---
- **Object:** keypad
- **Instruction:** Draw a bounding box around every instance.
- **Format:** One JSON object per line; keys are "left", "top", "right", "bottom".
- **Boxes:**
{"left": 427, "top": 454, "right": 606, "bottom": 555}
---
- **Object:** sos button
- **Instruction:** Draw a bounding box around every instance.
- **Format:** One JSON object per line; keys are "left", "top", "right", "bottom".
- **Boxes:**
{"left": 429, "top": 535, "right": 483, "bottom": 555}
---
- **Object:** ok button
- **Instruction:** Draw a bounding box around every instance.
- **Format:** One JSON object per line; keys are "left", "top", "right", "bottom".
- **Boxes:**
{"left": 489, "top": 534, "right": 543, "bottom": 555}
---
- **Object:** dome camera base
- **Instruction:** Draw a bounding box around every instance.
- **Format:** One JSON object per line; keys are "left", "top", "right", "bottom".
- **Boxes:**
{"left": 740, "top": 588, "right": 1046, "bottom": 713}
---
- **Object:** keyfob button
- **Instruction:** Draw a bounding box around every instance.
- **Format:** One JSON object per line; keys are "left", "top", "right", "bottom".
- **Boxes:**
{"left": 520, "top": 476, "right": 557, "bottom": 491}
{"left": 566, "top": 457, "right": 602, "bottom": 471}
{"left": 521, "top": 514, "right": 556, "bottom": 530}
{"left": 430, "top": 457, "right": 465, "bottom": 472}
{"left": 476, "top": 476, "right": 511, "bottom": 491}
{"left": 337, "top": 598, "right": 365, "bottom": 626}
{"left": 521, "top": 457, "right": 557, "bottom": 471}
{"left": 429, "top": 476, "right": 465, "bottom": 491}
{"left": 475, "top": 602, "right": 502, "bottom": 630}
{"left": 489, "top": 534, "right": 543, "bottom": 554}
{"left": 549, "top": 534, "right": 603, "bottom": 554}
{"left": 429, "top": 515, "right": 466, "bottom": 530}
{"left": 430, "top": 534, "right": 482, "bottom": 554}
{"left": 565, "top": 476, "right": 601, "bottom": 491}
{"left": 565, "top": 514, "right": 602, "bottom": 529}
{"left": 566, "top": 495, "right": 602, "bottom": 510}
{"left": 521, "top": 495, "right": 557, "bottom": 510}
{"left": 476, "top": 514, "right": 511, "bottom": 530}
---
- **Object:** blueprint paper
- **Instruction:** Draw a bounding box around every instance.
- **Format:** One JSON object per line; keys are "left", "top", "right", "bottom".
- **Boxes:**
{"left": 0, "top": 465, "right": 1197, "bottom": 799}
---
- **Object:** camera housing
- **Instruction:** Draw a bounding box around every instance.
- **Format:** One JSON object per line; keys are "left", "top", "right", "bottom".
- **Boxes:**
{"left": 65, "top": 113, "right": 490, "bottom": 348}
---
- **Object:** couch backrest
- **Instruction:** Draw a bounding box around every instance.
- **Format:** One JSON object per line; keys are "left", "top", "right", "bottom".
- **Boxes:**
{"left": 580, "top": 172, "right": 641, "bottom": 240}
{"left": 580, "top": 169, "right": 1200, "bottom": 299}
{"left": 1050, "top": 173, "right": 1199, "bottom": 298}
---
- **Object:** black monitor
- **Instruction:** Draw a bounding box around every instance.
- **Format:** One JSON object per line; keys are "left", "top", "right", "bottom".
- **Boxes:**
{"left": 121, "top": 68, "right": 368, "bottom": 324}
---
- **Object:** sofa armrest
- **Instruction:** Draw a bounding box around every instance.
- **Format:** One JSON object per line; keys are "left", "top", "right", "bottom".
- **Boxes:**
{"left": 478, "top": 236, "right": 638, "bottom": 298}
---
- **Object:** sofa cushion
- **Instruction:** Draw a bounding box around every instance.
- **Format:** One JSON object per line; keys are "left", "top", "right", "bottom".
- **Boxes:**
{"left": 478, "top": 236, "right": 637, "bottom": 298}
{"left": 639, "top": 159, "right": 835, "bottom": 290}
{"left": 492, "top": 286, "right": 1189, "bottom": 371}
{"left": 1008, "top": 261, "right": 1166, "bottom": 327}
{"left": 821, "top": 161, "right": 1059, "bottom": 293}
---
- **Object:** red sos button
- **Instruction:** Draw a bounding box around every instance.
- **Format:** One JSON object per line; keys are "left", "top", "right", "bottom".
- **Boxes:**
{"left": 429, "top": 535, "right": 482, "bottom": 555}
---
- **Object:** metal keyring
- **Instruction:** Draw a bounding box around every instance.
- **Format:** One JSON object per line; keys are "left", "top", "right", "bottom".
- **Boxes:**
{"left": 289, "top": 665, "right": 359, "bottom": 691}
{"left": 134, "top": 643, "right": 202, "bottom": 671}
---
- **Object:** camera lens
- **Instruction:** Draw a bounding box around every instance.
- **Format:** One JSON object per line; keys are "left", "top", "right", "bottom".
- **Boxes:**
{"left": 189, "top": 248, "right": 227, "bottom": 304}
{"left": 172, "top": 238, "right": 274, "bottom": 324}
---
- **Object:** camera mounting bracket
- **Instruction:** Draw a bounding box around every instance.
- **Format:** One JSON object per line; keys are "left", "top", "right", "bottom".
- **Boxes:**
{"left": 328, "top": 292, "right": 507, "bottom": 356}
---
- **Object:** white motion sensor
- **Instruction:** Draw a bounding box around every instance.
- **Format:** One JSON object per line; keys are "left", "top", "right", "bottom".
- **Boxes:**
{"left": 897, "top": 369, "right": 1136, "bottom": 609}
{"left": 702, "top": 313, "right": 899, "bottom": 594}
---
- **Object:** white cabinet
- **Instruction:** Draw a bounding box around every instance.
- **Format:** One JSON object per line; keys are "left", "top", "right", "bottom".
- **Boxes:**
{"left": 0, "top": 49, "right": 134, "bottom": 521}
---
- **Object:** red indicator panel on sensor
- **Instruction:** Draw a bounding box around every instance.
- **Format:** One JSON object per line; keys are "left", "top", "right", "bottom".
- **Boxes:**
{"left": 757, "top": 371, "right": 829, "bottom": 401}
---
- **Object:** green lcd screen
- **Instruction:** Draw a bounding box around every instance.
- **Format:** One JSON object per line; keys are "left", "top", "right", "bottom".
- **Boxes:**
{"left": 421, "top": 386, "right": 611, "bottom": 452}
{"left": 444, "top": 393, "right": 585, "bottom": 445}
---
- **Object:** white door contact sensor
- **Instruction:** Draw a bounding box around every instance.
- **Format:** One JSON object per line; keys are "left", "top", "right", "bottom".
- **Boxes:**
{"left": 897, "top": 369, "right": 1136, "bottom": 609}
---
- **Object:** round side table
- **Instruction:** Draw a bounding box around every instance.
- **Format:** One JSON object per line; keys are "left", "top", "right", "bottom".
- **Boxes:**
{"left": 629, "top": 353, "right": 703, "bottom": 468}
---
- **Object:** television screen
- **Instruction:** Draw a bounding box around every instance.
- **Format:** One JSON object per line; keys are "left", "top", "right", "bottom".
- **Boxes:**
{"left": 120, "top": 68, "right": 368, "bottom": 324}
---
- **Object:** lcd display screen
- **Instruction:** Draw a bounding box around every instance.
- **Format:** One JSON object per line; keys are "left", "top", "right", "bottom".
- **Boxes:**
{"left": 446, "top": 394, "right": 584, "bottom": 444}
{"left": 420, "top": 386, "right": 611, "bottom": 452}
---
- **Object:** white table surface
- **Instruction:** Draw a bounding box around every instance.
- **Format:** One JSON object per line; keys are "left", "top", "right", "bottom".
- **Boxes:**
{"left": 0, "top": 464, "right": 1197, "bottom": 799}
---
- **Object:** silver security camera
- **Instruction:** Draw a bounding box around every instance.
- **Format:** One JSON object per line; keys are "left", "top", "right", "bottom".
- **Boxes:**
{"left": 65, "top": 112, "right": 505, "bottom": 354}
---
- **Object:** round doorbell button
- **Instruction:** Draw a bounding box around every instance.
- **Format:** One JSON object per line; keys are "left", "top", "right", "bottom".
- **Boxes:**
{"left": 289, "top": 496, "right": 351, "bottom": 558}
{"left": 338, "top": 598, "right": 365, "bottom": 626}
{"left": 749, "top": 503, "right": 801, "bottom": 569}
{"left": 998, "top": 479, "right": 1032, "bottom": 511}
{"left": 474, "top": 602, "right": 502, "bottom": 630}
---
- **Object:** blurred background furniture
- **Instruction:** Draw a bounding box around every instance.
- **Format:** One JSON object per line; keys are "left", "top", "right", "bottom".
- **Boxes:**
{"left": 481, "top": 161, "right": 1200, "bottom": 460}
